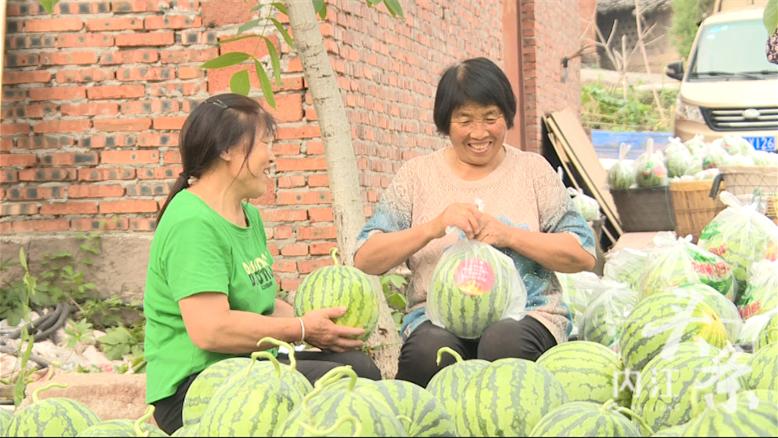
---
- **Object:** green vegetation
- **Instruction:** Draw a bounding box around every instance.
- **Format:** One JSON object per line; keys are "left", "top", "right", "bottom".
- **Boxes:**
{"left": 581, "top": 83, "right": 678, "bottom": 132}
{"left": 671, "top": 0, "right": 716, "bottom": 58}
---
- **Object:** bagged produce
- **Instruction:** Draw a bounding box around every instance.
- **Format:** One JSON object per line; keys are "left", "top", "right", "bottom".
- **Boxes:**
{"left": 567, "top": 188, "right": 600, "bottom": 221}
{"left": 752, "top": 150, "right": 778, "bottom": 167}
{"left": 638, "top": 233, "right": 735, "bottom": 301}
{"left": 665, "top": 137, "right": 698, "bottom": 178}
{"left": 607, "top": 143, "right": 635, "bottom": 190}
{"left": 698, "top": 192, "right": 778, "bottom": 302}
{"left": 738, "top": 260, "right": 778, "bottom": 319}
{"left": 557, "top": 271, "right": 603, "bottom": 334}
{"left": 664, "top": 283, "right": 743, "bottom": 342}
{"left": 634, "top": 138, "right": 668, "bottom": 188}
{"left": 580, "top": 279, "right": 638, "bottom": 351}
{"left": 603, "top": 247, "right": 649, "bottom": 290}
{"left": 684, "top": 134, "right": 707, "bottom": 159}
{"left": 721, "top": 135, "right": 754, "bottom": 156}
{"left": 702, "top": 140, "right": 733, "bottom": 170}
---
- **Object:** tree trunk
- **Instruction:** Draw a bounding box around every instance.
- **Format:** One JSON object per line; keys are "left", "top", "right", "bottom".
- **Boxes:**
{"left": 284, "top": 0, "right": 401, "bottom": 378}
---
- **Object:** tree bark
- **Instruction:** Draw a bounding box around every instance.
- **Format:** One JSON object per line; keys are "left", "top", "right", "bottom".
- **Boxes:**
{"left": 284, "top": 0, "right": 401, "bottom": 378}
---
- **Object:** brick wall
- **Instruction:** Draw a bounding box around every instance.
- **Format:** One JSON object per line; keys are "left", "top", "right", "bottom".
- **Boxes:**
{"left": 1, "top": 0, "right": 580, "bottom": 295}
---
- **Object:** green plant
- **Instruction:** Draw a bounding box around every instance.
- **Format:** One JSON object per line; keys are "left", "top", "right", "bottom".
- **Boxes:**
{"left": 581, "top": 83, "right": 677, "bottom": 132}
{"left": 63, "top": 319, "right": 96, "bottom": 350}
{"left": 671, "top": 0, "right": 716, "bottom": 58}
{"left": 97, "top": 324, "right": 144, "bottom": 361}
{"left": 380, "top": 273, "right": 408, "bottom": 328}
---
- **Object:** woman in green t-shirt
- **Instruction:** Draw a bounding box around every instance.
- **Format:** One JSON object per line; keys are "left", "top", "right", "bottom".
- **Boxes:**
{"left": 143, "top": 93, "right": 380, "bottom": 434}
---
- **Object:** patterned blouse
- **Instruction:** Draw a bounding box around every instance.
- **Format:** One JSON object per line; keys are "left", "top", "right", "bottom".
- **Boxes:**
{"left": 356, "top": 146, "right": 596, "bottom": 343}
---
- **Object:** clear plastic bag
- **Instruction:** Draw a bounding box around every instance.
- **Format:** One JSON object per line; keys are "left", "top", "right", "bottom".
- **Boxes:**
{"left": 567, "top": 188, "right": 600, "bottom": 221}
{"left": 603, "top": 247, "right": 649, "bottom": 290}
{"left": 634, "top": 138, "right": 668, "bottom": 188}
{"left": 721, "top": 135, "right": 754, "bottom": 156}
{"left": 665, "top": 137, "right": 697, "bottom": 178}
{"left": 580, "top": 279, "right": 638, "bottom": 351}
{"left": 557, "top": 271, "right": 604, "bottom": 334}
{"left": 666, "top": 283, "right": 743, "bottom": 343}
{"left": 427, "top": 238, "right": 527, "bottom": 339}
{"left": 702, "top": 140, "right": 733, "bottom": 170}
{"left": 607, "top": 143, "right": 635, "bottom": 190}
{"left": 739, "top": 260, "right": 778, "bottom": 319}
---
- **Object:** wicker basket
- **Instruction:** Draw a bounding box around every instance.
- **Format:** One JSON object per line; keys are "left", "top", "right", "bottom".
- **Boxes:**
{"left": 669, "top": 179, "right": 726, "bottom": 240}
{"left": 712, "top": 165, "right": 778, "bottom": 222}
{"left": 610, "top": 187, "right": 675, "bottom": 232}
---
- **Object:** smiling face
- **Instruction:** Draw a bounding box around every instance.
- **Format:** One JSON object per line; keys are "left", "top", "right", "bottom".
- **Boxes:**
{"left": 448, "top": 101, "right": 507, "bottom": 169}
{"left": 224, "top": 125, "right": 275, "bottom": 199}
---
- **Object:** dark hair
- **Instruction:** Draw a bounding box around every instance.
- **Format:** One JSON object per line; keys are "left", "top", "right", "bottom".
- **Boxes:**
{"left": 433, "top": 57, "right": 517, "bottom": 135}
{"left": 157, "top": 93, "right": 277, "bottom": 224}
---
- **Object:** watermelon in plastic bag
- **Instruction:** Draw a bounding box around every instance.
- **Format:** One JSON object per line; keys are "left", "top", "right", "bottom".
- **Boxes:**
{"left": 557, "top": 271, "right": 604, "bottom": 335}
{"left": 665, "top": 137, "right": 699, "bottom": 178}
{"left": 738, "top": 260, "right": 778, "bottom": 319}
{"left": 603, "top": 247, "right": 649, "bottom": 290}
{"left": 607, "top": 143, "right": 635, "bottom": 190}
{"left": 634, "top": 138, "right": 668, "bottom": 188}
{"left": 580, "top": 280, "right": 638, "bottom": 351}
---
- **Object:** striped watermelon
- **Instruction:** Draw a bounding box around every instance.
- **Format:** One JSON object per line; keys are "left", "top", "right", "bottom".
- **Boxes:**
{"left": 537, "top": 341, "right": 631, "bottom": 407}
{"left": 294, "top": 248, "right": 378, "bottom": 340}
{"left": 748, "top": 343, "right": 778, "bottom": 391}
{"left": 620, "top": 291, "right": 729, "bottom": 372}
{"left": 455, "top": 358, "right": 568, "bottom": 436}
{"left": 754, "top": 312, "right": 778, "bottom": 351}
{"left": 736, "top": 389, "right": 778, "bottom": 406}
{"left": 580, "top": 284, "right": 637, "bottom": 351}
{"left": 738, "top": 313, "right": 773, "bottom": 347}
{"left": 427, "top": 241, "right": 521, "bottom": 339}
{"left": 651, "top": 424, "right": 688, "bottom": 436}
{"left": 680, "top": 396, "right": 778, "bottom": 436}
{"left": 76, "top": 406, "right": 165, "bottom": 437}
{"left": 738, "top": 260, "right": 778, "bottom": 319}
{"left": 6, "top": 383, "right": 100, "bottom": 437}
{"left": 198, "top": 351, "right": 306, "bottom": 436}
{"left": 425, "top": 347, "right": 489, "bottom": 420}
{"left": 631, "top": 341, "right": 749, "bottom": 431}
{"left": 275, "top": 366, "right": 406, "bottom": 437}
{"left": 0, "top": 409, "right": 11, "bottom": 435}
{"left": 181, "top": 357, "right": 251, "bottom": 426}
{"left": 528, "top": 400, "right": 643, "bottom": 437}
{"left": 666, "top": 284, "right": 742, "bottom": 342}
{"left": 171, "top": 424, "right": 198, "bottom": 437}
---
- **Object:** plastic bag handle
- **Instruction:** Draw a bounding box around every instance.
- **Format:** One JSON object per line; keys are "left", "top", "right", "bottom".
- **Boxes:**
{"left": 709, "top": 173, "right": 724, "bottom": 199}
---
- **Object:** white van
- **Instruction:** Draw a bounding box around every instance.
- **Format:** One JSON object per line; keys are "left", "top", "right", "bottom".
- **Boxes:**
{"left": 665, "top": 7, "right": 778, "bottom": 151}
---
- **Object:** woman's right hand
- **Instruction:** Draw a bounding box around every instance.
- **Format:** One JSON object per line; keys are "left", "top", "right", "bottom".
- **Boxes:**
{"left": 430, "top": 203, "right": 482, "bottom": 239}
{"left": 300, "top": 307, "right": 365, "bottom": 352}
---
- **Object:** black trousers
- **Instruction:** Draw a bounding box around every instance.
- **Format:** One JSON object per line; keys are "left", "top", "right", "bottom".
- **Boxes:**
{"left": 152, "top": 350, "right": 381, "bottom": 434}
{"left": 395, "top": 316, "right": 557, "bottom": 388}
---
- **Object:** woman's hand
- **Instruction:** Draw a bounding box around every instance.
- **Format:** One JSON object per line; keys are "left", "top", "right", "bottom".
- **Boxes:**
{"left": 300, "top": 307, "right": 365, "bottom": 353}
{"left": 431, "top": 203, "right": 482, "bottom": 239}
{"left": 474, "top": 213, "right": 514, "bottom": 248}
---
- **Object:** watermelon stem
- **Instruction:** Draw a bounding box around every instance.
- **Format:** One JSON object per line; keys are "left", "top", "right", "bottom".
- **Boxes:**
{"left": 435, "top": 347, "right": 464, "bottom": 366}
{"left": 249, "top": 351, "right": 282, "bottom": 377}
{"left": 312, "top": 365, "right": 357, "bottom": 392}
{"left": 256, "top": 336, "right": 298, "bottom": 371}
{"left": 330, "top": 247, "right": 341, "bottom": 266}
{"left": 614, "top": 405, "right": 654, "bottom": 436}
{"left": 133, "top": 405, "right": 155, "bottom": 437}
{"left": 31, "top": 382, "right": 67, "bottom": 403}
{"left": 300, "top": 415, "right": 361, "bottom": 437}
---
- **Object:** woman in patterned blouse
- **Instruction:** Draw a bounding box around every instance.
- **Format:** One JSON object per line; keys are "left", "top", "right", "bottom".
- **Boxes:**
{"left": 353, "top": 57, "right": 597, "bottom": 387}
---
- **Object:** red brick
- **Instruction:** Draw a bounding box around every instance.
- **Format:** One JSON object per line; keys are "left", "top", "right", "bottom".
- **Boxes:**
{"left": 151, "top": 116, "right": 186, "bottom": 130}
{"left": 87, "top": 85, "right": 145, "bottom": 99}
{"left": 125, "top": 182, "right": 170, "bottom": 197}
{"left": 60, "top": 102, "right": 119, "bottom": 116}
{"left": 272, "top": 143, "right": 301, "bottom": 156}
{"left": 71, "top": 217, "right": 130, "bottom": 231}
{"left": 308, "top": 207, "right": 333, "bottom": 222}
{"left": 68, "top": 184, "right": 126, "bottom": 198}
{"left": 310, "top": 241, "right": 337, "bottom": 255}
{"left": 3, "top": 71, "right": 52, "bottom": 84}
{"left": 178, "top": 30, "right": 217, "bottom": 46}
{"left": 40, "top": 51, "right": 97, "bottom": 65}
{"left": 297, "top": 226, "right": 337, "bottom": 240}
{"left": 0, "top": 154, "right": 37, "bottom": 167}
{"left": 176, "top": 66, "right": 204, "bottom": 80}
{"left": 41, "top": 201, "right": 99, "bottom": 215}
{"left": 13, "top": 219, "right": 70, "bottom": 233}
{"left": 262, "top": 208, "right": 307, "bottom": 222}
{"left": 111, "top": 0, "right": 164, "bottom": 13}
{"left": 307, "top": 174, "right": 329, "bottom": 187}
{"left": 81, "top": 134, "right": 137, "bottom": 149}
{"left": 33, "top": 120, "right": 91, "bottom": 134}
{"left": 93, "top": 118, "right": 151, "bottom": 132}
{"left": 276, "top": 190, "right": 332, "bottom": 205}
{"left": 5, "top": 53, "right": 39, "bottom": 67}
{"left": 29, "top": 86, "right": 86, "bottom": 101}
{"left": 1, "top": 123, "right": 32, "bottom": 135}
{"left": 55, "top": 68, "right": 115, "bottom": 83}
{"left": 147, "top": 82, "right": 206, "bottom": 97}
{"left": 159, "top": 48, "right": 218, "bottom": 63}
{"left": 266, "top": 93, "right": 304, "bottom": 123}
{"left": 280, "top": 277, "right": 300, "bottom": 293}
{"left": 16, "top": 135, "right": 75, "bottom": 149}
{"left": 281, "top": 243, "right": 308, "bottom": 257}
{"left": 277, "top": 176, "right": 306, "bottom": 188}
{"left": 40, "top": 152, "right": 98, "bottom": 166}
{"left": 0, "top": 138, "right": 13, "bottom": 152}
{"left": 115, "top": 32, "right": 174, "bottom": 47}
{"left": 137, "top": 132, "right": 179, "bottom": 147}
{"left": 99, "top": 200, "right": 158, "bottom": 213}
{"left": 22, "top": 103, "right": 56, "bottom": 119}
{"left": 273, "top": 260, "right": 297, "bottom": 273}
{"left": 24, "top": 17, "right": 83, "bottom": 32}
{"left": 297, "top": 258, "right": 332, "bottom": 274}
{"left": 56, "top": 33, "right": 114, "bottom": 48}
{"left": 116, "top": 66, "right": 176, "bottom": 82}
{"left": 100, "top": 150, "right": 159, "bottom": 164}
{"left": 4, "top": 185, "right": 67, "bottom": 200}
{"left": 273, "top": 225, "right": 293, "bottom": 239}
{"left": 219, "top": 35, "right": 276, "bottom": 59}
{"left": 275, "top": 158, "right": 327, "bottom": 172}
{"left": 85, "top": 17, "right": 143, "bottom": 31}
{"left": 120, "top": 99, "right": 180, "bottom": 115}
{"left": 128, "top": 217, "right": 157, "bottom": 231}
{"left": 99, "top": 49, "right": 159, "bottom": 65}
{"left": 54, "top": 2, "right": 112, "bottom": 15}
{"left": 162, "top": 150, "right": 181, "bottom": 164}
{"left": 200, "top": 0, "right": 252, "bottom": 26}
{"left": 1, "top": 202, "right": 40, "bottom": 216}
{"left": 77, "top": 167, "right": 136, "bottom": 181}
{"left": 144, "top": 15, "right": 202, "bottom": 29}
{"left": 18, "top": 168, "right": 76, "bottom": 182}
{"left": 276, "top": 125, "right": 321, "bottom": 140}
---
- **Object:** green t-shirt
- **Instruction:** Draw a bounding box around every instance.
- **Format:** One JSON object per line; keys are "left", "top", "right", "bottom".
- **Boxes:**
{"left": 143, "top": 190, "right": 277, "bottom": 404}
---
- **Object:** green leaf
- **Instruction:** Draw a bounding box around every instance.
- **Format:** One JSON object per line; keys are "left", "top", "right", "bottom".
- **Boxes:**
{"left": 230, "top": 70, "right": 251, "bottom": 95}
{"left": 392, "top": 312, "right": 404, "bottom": 327}
{"left": 765, "top": 0, "right": 778, "bottom": 33}
{"left": 217, "top": 34, "right": 261, "bottom": 44}
{"left": 38, "top": 0, "right": 58, "bottom": 13}
{"left": 201, "top": 52, "right": 252, "bottom": 69}
{"left": 255, "top": 60, "right": 276, "bottom": 108}
{"left": 271, "top": 2, "right": 288, "bottom": 15}
{"left": 367, "top": 0, "right": 382, "bottom": 5}
{"left": 312, "top": 0, "right": 327, "bottom": 19}
{"left": 380, "top": 274, "right": 407, "bottom": 291}
{"left": 263, "top": 36, "right": 283, "bottom": 85}
{"left": 383, "top": 0, "right": 404, "bottom": 17}
{"left": 270, "top": 17, "right": 294, "bottom": 48}
{"left": 18, "top": 247, "right": 28, "bottom": 272}
{"left": 386, "top": 292, "right": 407, "bottom": 311}
{"left": 237, "top": 18, "right": 262, "bottom": 34}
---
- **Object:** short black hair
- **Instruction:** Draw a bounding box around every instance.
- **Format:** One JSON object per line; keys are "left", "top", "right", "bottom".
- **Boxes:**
{"left": 433, "top": 57, "right": 517, "bottom": 135}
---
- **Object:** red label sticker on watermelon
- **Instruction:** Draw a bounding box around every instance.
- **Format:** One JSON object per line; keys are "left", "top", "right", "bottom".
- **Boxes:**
{"left": 454, "top": 258, "right": 495, "bottom": 296}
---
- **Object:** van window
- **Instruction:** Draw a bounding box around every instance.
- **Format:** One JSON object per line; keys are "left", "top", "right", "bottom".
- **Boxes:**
{"left": 688, "top": 19, "right": 778, "bottom": 80}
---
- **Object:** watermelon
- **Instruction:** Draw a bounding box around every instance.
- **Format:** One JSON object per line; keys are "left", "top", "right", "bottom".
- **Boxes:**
{"left": 294, "top": 248, "right": 378, "bottom": 340}
{"left": 275, "top": 366, "right": 406, "bottom": 436}
{"left": 455, "top": 358, "right": 568, "bottom": 436}
{"left": 603, "top": 247, "right": 649, "bottom": 290}
{"left": 6, "top": 383, "right": 100, "bottom": 437}
{"left": 76, "top": 406, "right": 166, "bottom": 437}
{"left": 748, "top": 343, "right": 778, "bottom": 391}
{"left": 427, "top": 240, "right": 524, "bottom": 339}
{"left": 631, "top": 341, "right": 749, "bottom": 431}
{"left": 171, "top": 424, "right": 198, "bottom": 437}
{"left": 755, "top": 312, "right": 778, "bottom": 352}
{"left": 537, "top": 341, "right": 631, "bottom": 407}
{"left": 736, "top": 389, "right": 778, "bottom": 406}
{"left": 738, "top": 313, "right": 773, "bottom": 347}
{"left": 666, "top": 284, "right": 742, "bottom": 342}
{"left": 651, "top": 424, "right": 688, "bottom": 436}
{"left": 181, "top": 357, "right": 251, "bottom": 426}
{"left": 0, "top": 408, "right": 12, "bottom": 435}
{"left": 528, "top": 400, "right": 643, "bottom": 437}
{"left": 739, "top": 260, "right": 778, "bottom": 319}
{"left": 620, "top": 291, "right": 729, "bottom": 372}
{"left": 197, "top": 351, "right": 306, "bottom": 437}
{"left": 580, "top": 282, "right": 637, "bottom": 351}
{"left": 425, "top": 347, "right": 488, "bottom": 420}
{"left": 680, "top": 396, "right": 778, "bottom": 437}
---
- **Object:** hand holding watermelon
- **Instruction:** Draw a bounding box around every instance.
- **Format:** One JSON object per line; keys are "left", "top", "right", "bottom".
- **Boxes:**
{"left": 299, "top": 307, "right": 366, "bottom": 353}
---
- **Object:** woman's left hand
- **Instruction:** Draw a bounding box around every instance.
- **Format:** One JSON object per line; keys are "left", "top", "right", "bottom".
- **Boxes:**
{"left": 474, "top": 213, "right": 513, "bottom": 248}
